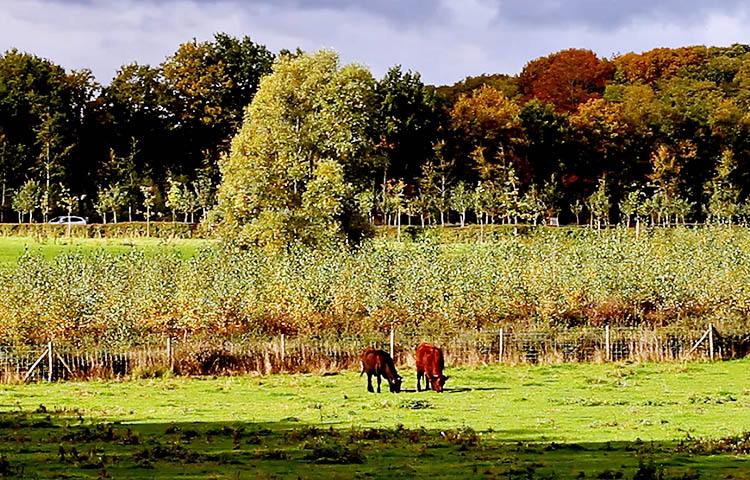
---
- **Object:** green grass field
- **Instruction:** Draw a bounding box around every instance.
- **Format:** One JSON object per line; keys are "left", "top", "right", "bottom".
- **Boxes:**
{"left": 0, "top": 236, "right": 212, "bottom": 267}
{"left": 1, "top": 360, "right": 748, "bottom": 479}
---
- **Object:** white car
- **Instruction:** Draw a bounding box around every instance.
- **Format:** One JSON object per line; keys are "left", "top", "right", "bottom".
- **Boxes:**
{"left": 48, "top": 216, "right": 87, "bottom": 225}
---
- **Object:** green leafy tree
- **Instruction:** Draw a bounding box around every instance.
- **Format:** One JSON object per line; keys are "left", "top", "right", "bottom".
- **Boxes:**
{"left": 0, "top": 133, "right": 22, "bottom": 222}
{"left": 449, "top": 181, "right": 472, "bottom": 227}
{"left": 419, "top": 144, "right": 453, "bottom": 227}
{"left": 34, "top": 110, "right": 73, "bottom": 222}
{"left": 373, "top": 66, "right": 440, "bottom": 184}
{"left": 166, "top": 177, "right": 187, "bottom": 222}
{"left": 382, "top": 178, "right": 406, "bottom": 239}
{"left": 100, "top": 141, "right": 147, "bottom": 222}
{"left": 647, "top": 142, "right": 695, "bottom": 225}
{"left": 497, "top": 157, "right": 521, "bottom": 224}
{"left": 541, "top": 173, "right": 562, "bottom": 217}
{"left": 59, "top": 184, "right": 85, "bottom": 236}
{"left": 354, "top": 189, "right": 376, "bottom": 224}
{"left": 160, "top": 34, "right": 275, "bottom": 175}
{"left": 0, "top": 50, "right": 80, "bottom": 200}
{"left": 215, "top": 49, "right": 376, "bottom": 249}
{"left": 12, "top": 179, "right": 40, "bottom": 223}
{"left": 520, "top": 184, "right": 546, "bottom": 225}
{"left": 409, "top": 191, "right": 431, "bottom": 227}
{"left": 619, "top": 186, "right": 646, "bottom": 228}
{"left": 570, "top": 199, "right": 584, "bottom": 224}
{"left": 140, "top": 184, "right": 156, "bottom": 236}
{"left": 587, "top": 176, "right": 611, "bottom": 228}
{"left": 705, "top": 149, "right": 741, "bottom": 224}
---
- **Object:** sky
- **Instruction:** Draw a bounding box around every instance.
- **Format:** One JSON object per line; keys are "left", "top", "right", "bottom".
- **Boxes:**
{"left": 2, "top": 0, "right": 750, "bottom": 86}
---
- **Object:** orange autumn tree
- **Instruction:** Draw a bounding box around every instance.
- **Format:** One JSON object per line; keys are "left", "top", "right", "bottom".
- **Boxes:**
{"left": 450, "top": 85, "right": 524, "bottom": 177}
{"left": 613, "top": 46, "right": 708, "bottom": 85}
{"left": 518, "top": 48, "right": 614, "bottom": 113}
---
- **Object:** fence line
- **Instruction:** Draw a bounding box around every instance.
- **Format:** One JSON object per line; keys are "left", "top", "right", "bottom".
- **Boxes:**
{"left": 0, "top": 325, "right": 740, "bottom": 383}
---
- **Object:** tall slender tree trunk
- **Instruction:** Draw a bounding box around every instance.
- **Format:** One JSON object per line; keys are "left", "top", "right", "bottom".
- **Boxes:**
{"left": 0, "top": 182, "right": 5, "bottom": 223}
{"left": 397, "top": 208, "right": 401, "bottom": 242}
{"left": 479, "top": 212, "right": 484, "bottom": 243}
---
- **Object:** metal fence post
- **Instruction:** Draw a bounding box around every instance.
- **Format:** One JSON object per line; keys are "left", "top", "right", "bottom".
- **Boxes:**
{"left": 605, "top": 325, "right": 611, "bottom": 361}
{"left": 47, "top": 341, "right": 53, "bottom": 382}
{"left": 390, "top": 327, "right": 395, "bottom": 359}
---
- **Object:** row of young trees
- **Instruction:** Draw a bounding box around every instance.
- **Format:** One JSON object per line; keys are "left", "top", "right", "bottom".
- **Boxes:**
{"left": 3, "top": 38, "right": 750, "bottom": 233}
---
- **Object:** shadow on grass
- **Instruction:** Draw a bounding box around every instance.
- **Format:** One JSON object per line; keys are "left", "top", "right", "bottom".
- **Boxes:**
{"left": 443, "top": 386, "right": 509, "bottom": 393}
{"left": 0, "top": 409, "right": 746, "bottom": 479}
{"left": 394, "top": 386, "right": 508, "bottom": 394}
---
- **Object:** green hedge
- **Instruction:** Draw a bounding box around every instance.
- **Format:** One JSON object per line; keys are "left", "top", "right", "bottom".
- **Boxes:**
{"left": 372, "top": 224, "right": 593, "bottom": 242}
{"left": 0, "top": 222, "right": 215, "bottom": 239}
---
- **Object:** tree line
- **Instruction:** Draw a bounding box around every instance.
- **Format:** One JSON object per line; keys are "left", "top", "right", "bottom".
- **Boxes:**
{"left": 3, "top": 37, "right": 750, "bottom": 232}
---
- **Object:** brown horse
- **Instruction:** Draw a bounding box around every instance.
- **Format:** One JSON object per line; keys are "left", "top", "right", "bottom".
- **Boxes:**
{"left": 415, "top": 343, "right": 448, "bottom": 392}
{"left": 360, "top": 348, "right": 402, "bottom": 393}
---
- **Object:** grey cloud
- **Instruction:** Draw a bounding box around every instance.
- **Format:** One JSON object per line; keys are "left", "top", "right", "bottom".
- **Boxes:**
{"left": 492, "top": 1, "right": 749, "bottom": 31}
{"left": 5, "top": 0, "right": 750, "bottom": 87}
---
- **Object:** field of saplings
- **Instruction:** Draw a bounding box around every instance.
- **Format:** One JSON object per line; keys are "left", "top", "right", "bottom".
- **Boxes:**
{"left": 1, "top": 227, "right": 750, "bottom": 347}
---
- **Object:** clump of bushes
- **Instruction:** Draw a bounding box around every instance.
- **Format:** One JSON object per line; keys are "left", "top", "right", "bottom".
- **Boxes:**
{"left": 678, "top": 431, "right": 750, "bottom": 455}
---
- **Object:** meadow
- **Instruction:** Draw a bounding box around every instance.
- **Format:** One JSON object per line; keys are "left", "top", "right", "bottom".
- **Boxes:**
{"left": 1, "top": 360, "right": 749, "bottom": 478}
{"left": 0, "top": 236, "right": 210, "bottom": 267}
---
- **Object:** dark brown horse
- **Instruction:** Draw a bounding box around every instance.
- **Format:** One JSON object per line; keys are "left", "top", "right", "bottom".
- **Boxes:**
{"left": 360, "top": 348, "right": 402, "bottom": 393}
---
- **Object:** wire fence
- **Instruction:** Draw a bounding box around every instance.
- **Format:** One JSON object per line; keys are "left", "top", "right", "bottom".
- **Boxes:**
{"left": 1, "top": 325, "right": 744, "bottom": 383}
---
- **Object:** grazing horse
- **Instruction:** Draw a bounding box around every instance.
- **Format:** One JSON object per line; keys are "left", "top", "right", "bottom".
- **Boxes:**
{"left": 415, "top": 343, "right": 448, "bottom": 392}
{"left": 360, "top": 348, "right": 402, "bottom": 393}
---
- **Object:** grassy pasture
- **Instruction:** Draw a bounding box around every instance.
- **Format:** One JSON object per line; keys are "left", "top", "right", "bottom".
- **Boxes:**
{"left": 0, "top": 236, "right": 211, "bottom": 267}
{"left": 1, "top": 360, "right": 748, "bottom": 479}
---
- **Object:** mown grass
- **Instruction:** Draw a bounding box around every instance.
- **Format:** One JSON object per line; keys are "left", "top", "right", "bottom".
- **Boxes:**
{"left": 0, "top": 236, "right": 212, "bottom": 267}
{"left": 1, "top": 360, "right": 748, "bottom": 478}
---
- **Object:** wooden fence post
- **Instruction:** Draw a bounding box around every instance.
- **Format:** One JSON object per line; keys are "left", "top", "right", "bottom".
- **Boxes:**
{"left": 498, "top": 328, "right": 504, "bottom": 363}
{"left": 389, "top": 327, "right": 395, "bottom": 359}
{"left": 605, "top": 325, "right": 611, "bottom": 361}
{"left": 166, "top": 337, "right": 173, "bottom": 372}
{"left": 47, "top": 341, "right": 53, "bottom": 382}
{"left": 708, "top": 323, "right": 714, "bottom": 361}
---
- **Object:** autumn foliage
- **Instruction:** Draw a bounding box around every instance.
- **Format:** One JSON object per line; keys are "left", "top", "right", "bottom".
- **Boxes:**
{"left": 613, "top": 46, "right": 708, "bottom": 85}
{"left": 518, "top": 48, "right": 614, "bottom": 113}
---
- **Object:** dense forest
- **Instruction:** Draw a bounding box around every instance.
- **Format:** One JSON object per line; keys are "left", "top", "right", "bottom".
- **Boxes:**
{"left": 3, "top": 36, "right": 750, "bottom": 227}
